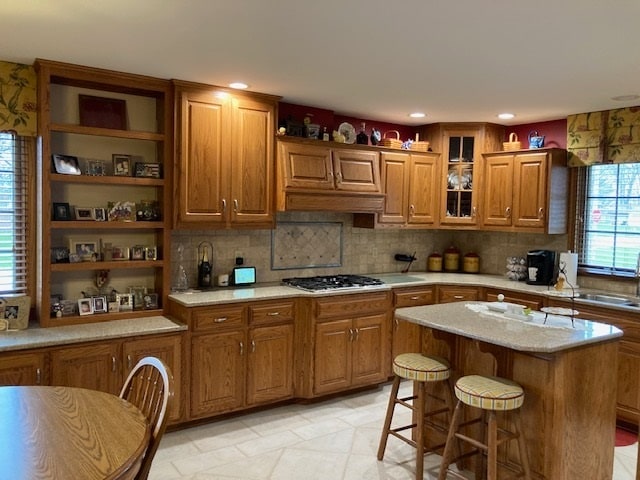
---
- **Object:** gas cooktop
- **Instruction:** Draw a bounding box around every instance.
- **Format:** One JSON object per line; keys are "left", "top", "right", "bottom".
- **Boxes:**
{"left": 282, "top": 274, "right": 385, "bottom": 292}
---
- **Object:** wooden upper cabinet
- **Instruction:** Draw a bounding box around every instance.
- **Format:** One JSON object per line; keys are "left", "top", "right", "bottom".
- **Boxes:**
{"left": 408, "top": 153, "right": 440, "bottom": 226}
{"left": 378, "top": 151, "right": 409, "bottom": 224}
{"left": 174, "top": 80, "right": 279, "bottom": 228}
{"left": 332, "top": 149, "right": 381, "bottom": 192}
{"left": 481, "top": 148, "right": 567, "bottom": 233}
{"left": 278, "top": 141, "right": 334, "bottom": 190}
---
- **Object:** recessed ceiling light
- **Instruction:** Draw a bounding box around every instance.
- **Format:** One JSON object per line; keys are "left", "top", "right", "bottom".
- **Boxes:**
{"left": 229, "top": 82, "right": 249, "bottom": 90}
{"left": 611, "top": 94, "right": 640, "bottom": 101}
{"left": 497, "top": 113, "right": 515, "bottom": 120}
{"left": 409, "top": 112, "right": 426, "bottom": 118}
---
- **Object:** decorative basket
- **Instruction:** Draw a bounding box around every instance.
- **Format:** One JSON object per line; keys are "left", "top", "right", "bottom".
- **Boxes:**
{"left": 503, "top": 132, "right": 522, "bottom": 151}
{"left": 379, "top": 130, "right": 403, "bottom": 149}
{"left": 410, "top": 141, "right": 430, "bottom": 152}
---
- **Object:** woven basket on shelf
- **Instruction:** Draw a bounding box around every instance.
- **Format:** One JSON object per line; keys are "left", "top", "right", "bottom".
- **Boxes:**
{"left": 379, "top": 130, "right": 403, "bottom": 149}
{"left": 503, "top": 132, "right": 522, "bottom": 151}
{"left": 410, "top": 141, "right": 430, "bottom": 152}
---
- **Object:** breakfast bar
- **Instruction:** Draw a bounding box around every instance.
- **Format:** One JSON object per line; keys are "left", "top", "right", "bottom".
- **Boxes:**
{"left": 395, "top": 301, "right": 624, "bottom": 480}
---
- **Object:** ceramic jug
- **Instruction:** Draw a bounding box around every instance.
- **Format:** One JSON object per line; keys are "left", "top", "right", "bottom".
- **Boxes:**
{"left": 529, "top": 131, "right": 545, "bottom": 149}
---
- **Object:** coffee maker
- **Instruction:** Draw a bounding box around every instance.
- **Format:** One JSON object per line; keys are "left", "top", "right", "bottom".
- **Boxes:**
{"left": 526, "top": 250, "right": 556, "bottom": 285}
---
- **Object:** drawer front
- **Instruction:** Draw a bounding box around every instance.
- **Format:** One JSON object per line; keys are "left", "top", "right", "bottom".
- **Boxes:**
{"left": 249, "top": 301, "right": 295, "bottom": 326}
{"left": 315, "top": 292, "right": 391, "bottom": 320}
{"left": 437, "top": 286, "right": 479, "bottom": 303}
{"left": 192, "top": 305, "right": 245, "bottom": 331}
{"left": 394, "top": 287, "right": 434, "bottom": 307}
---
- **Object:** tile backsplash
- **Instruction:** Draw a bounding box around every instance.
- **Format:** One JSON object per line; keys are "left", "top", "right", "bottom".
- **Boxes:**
{"left": 171, "top": 212, "right": 571, "bottom": 290}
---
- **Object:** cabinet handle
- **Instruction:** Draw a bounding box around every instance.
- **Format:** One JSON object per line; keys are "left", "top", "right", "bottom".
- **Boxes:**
{"left": 409, "top": 204, "right": 415, "bottom": 215}
{"left": 394, "top": 318, "right": 399, "bottom": 328}
{"left": 410, "top": 296, "right": 419, "bottom": 300}
{"left": 349, "top": 328, "right": 354, "bottom": 341}
{"left": 354, "top": 328, "right": 359, "bottom": 341}
{"left": 111, "top": 356, "right": 117, "bottom": 372}
{"left": 453, "top": 295, "right": 464, "bottom": 299}
{"left": 472, "top": 206, "right": 477, "bottom": 218}
{"left": 251, "top": 340, "right": 256, "bottom": 353}
{"left": 239, "top": 341, "right": 244, "bottom": 355}
{"left": 233, "top": 199, "right": 239, "bottom": 212}
{"left": 127, "top": 354, "right": 132, "bottom": 370}
{"left": 267, "top": 311, "right": 280, "bottom": 316}
{"left": 214, "top": 317, "right": 227, "bottom": 323}
{"left": 505, "top": 206, "right": 511, "bottom": 218}
{"left": 36, "top": 368, "right": 41, "bottom": 385}
{"left": 221, "top": 198, "right": 227, "bottom": 212}
{"left": 538, "top": 207, "right": 544, "bottom": 219}
{"left": 335, "top": 172, "right": 342, "bottom": 184}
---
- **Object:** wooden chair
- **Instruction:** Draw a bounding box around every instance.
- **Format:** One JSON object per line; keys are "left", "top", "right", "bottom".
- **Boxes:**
{"left": 120, "top": 356, "right": 174, "bottom": 480}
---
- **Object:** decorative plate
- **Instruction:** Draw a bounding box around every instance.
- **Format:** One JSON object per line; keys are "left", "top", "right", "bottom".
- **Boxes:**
{"left": 338, "top": 122, "right": 356, "bottom": 144}
{"left": 447, "top": 168, "right": 460, "bottom": 189}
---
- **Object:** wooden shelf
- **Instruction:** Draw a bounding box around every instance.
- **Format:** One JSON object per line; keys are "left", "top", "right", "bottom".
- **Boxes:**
{"left": 50, "top": 173, "right": 163, "bottom": 186}
{"left": 48, "top": 309, "right": 164, "bottom": 327}
{"left": 51, "top": 260, "right": 163, "bottom": 272}
{"left": 51, "top": 221, "right": 164, "bottom": 230}
{"left": 50, "top": 122, "right": 165, "bottom": 141}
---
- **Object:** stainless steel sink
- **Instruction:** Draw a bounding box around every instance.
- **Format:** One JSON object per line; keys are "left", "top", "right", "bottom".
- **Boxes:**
{"left": 581, "top": 293, "right": 640, "bottom": 308}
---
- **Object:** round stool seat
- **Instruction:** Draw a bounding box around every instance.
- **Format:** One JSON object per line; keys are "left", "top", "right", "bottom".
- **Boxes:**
{"left": 393, "top": 353, "right": 450, "bottom": 382}
{"left": 454, "top": 375, "right": 524, "bottom": 411}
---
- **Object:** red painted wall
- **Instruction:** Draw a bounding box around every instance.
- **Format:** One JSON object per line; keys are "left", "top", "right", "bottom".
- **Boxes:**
{"left": 503, "top": 119, "right": 567, "bottom": 149}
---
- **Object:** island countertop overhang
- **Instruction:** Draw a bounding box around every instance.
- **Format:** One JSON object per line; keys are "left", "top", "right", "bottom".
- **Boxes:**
{"left": 395, "top": 302, "right": 623, "bottom": 353}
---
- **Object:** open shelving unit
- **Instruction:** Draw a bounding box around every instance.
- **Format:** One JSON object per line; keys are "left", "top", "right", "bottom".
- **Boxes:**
{"left": 35, "top": 59, "right": 173, "bottom": 327}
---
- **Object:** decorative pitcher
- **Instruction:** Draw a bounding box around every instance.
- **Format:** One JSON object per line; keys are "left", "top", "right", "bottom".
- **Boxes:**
{"left": 528, "top": 131, "right": 545, "bottom": 149}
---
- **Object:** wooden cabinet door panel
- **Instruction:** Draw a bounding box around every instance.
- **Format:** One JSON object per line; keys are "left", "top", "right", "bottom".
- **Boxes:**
{"left": 191, "top": 331, "right": 245, "bottom": 417}
{"left": 378, "top": 152, "right": 409, "bottom": 224}
{"left": 51, "top": 343, "right": 121, "bottom": 394}
{"left": 408, "top": 153, "right": 439, "bottom": 225}
{"left": 247, "top": 324, "right": 294, "bottom": 405}
{"left": 0, "top": 352, "right": 46, "bottom": 386}
{"left": 437, "top": 285, "right": 479, "bottom": 303}
{"left": 314, "top": 319, "right": 352, "bottom": 395}
{"left": 279, "top": 142, "right": 333, "bottom": 190}
{"left": 315, "top": 292, "right": 390, "bottom": 320}
{"left": 178, "top": 91, "right": 229, "bottom": 224}
{"left": 123, "top": 335, "right": 183, "bottom": 422}
{"left": 230, "top": 96, "right": 275, "bottom": 225}
{"left": 352, "top": 314, "right": 388, "bottom": 386}
{"left": 513, "top": 152, "right": 546, "bottom": 228}
{"left": 482, "top": 154, "right": 513, "bottom": 226}
{"left": 249, "top": 301, "right": 295, "bottom": 326}
{"left": 616, "top": 341, "right": 640, "bottom": 424}
{"left": 332, "top": 149, "right": 381, "bottom": 193}
{"left": 192, "top": 305, "right": 245, "bottom": 332}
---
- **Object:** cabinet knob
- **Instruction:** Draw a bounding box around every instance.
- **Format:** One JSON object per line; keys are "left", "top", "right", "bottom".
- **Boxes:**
{"left": 505, "top": 206, "right": 511, "bottom": 218}
{"left": 538, "top": 207, "right": 544, "bottom": 219}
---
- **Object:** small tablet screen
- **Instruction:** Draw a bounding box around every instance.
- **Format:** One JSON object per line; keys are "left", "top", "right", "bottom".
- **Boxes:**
{"left": 233, "top": 267, "right": 256, "bottom": 285}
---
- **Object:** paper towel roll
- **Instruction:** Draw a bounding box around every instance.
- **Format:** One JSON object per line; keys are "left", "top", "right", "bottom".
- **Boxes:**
{"left": 558, "top": 251, "right": 578, "bottom": 289}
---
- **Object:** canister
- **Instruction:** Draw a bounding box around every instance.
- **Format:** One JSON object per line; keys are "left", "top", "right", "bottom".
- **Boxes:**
{"left": 443, "top": 245, "right": 460, "bottom": 272}
{"left": 427, "top": 253, "right": 443, "bottom": 272}
{"left": 463, "top": 252, "right": 480, "bottom": 273}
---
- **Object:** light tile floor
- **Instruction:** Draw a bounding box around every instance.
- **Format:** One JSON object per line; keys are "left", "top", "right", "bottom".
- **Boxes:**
{"left": 150, "top": 382, "right": 638, "bottom": 480}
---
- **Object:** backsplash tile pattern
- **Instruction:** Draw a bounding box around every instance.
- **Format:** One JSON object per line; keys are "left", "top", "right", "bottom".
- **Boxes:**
{"left": 171, "top": 211, "right": 571, "bottom": 290}
{"left": 271, "top": 222, "right": 342, "bottom": 270}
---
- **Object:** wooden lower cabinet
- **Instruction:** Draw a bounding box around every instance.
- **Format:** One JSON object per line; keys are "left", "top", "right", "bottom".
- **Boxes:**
{"left": 437, "top": 285, "right": 479, "bottom": 303}
{"left": 0, "top": 351, "right": 47, "bottom": 385}
{"left": 392, "top": 286, "right": 435, "bottom": 359}
{"left": 484, "top": 288, "right": 544, "bottom": 311}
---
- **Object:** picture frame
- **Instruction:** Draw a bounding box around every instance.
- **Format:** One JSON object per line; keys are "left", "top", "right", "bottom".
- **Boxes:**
{"left": 86, "top": 159, "right": 105, "bottom": 176}
{"left": 143, "top": 292, "right": 159, "bottom": 309}
{"left": 69, "top": 240, "right": 98, "bottom": 261}
{"left": 52, "top": 154, "right": 81, "bottom": 175}
{"left": 107, "top": 201, "right": 136, "bottom": 222}
{"left": 131, "top": 245, "right": 145, "bottom": 261}
{"left": 79, "top": 94, "right": 127, "bottom": 130}
{"left": 112, "top": 154, "right": 131, "bottom": 176}
{"left": 59, "top": 299, "right": 77, "bottom": 316}
{"left": 108, "top": 301, "right": 119, "bottom": 313}
{"left": 111, "top": 246, "right": 130, "bottom": 261}
{"left": 136, "top": 200, "right": 160, "bottom": 221}
{"left": 116, "top": 293, "right": 133, "bottom": 311}
{"left": 74, "top": 207, "right": 94, "bottom": 221}
{"left": 50, "top": 246, "right": 70, "bottom": 264}
{"left": 134, "top": 162, "right": 162, "bottom": 178}
{"left": 93, "top": 207, "right": 106, "bottom": 222}
{"left": 92, "top": 296, "right": 108, "bottom": 313}
{"left": 78, "top": 298, "right": 93, "bottom": 316}
{"left": 129, "top": 286, "right": 147, "bottom": 310}
{"left": 52, "top": 202, "right": 71, "bottom": 221}
{"left": 0, "top": 295, "right": 30, "bottom": 330}
{"left": 145, "top": 246, "right": 158, "bottom": 261}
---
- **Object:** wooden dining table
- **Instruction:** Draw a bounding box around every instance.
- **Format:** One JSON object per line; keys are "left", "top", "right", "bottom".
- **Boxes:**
{"left": 0, "top": 386, "right": 150, "bottom": 480}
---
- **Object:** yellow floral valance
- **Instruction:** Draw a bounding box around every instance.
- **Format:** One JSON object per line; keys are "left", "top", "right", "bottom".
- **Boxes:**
{"left": 567, "top": 106, "right": 640, "bottom": 166}
{"left": 0, "top": 60, "right": 37, "bottom": 137}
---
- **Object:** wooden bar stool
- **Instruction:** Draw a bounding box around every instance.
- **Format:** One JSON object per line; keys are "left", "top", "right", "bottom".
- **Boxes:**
{"left": 378, "top": 353, "right": 454, "bottom": 480}
{"left": 438, "top": 374, "right": 532, "bottom": 480}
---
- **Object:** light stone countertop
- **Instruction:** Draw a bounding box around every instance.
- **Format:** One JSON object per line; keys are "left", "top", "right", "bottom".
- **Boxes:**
{"left": 0, "top": 316, "right": 186, "bottom": 353}
{"left": 395, "top": 301, "right": 623, "bottom": 353}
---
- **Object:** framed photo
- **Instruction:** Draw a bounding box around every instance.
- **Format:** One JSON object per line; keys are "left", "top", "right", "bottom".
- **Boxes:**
{"left": 131, "top": 245, "right": 145, "bottom": 260}
{"left": 116, "top": 293, "right": 133, "bottom": 311}
{"left": 108, "top": 301, "right": 119, "bottom": 313}
{"left": 79, "top": 94, "right": 127, "bottom": 130}
{"left": 74, "top": 207, "right": 94, "bottom": 221}
{"left": 93, "top": 207, "right": 106, "bottom": 222}
{"left": 50, "top": 246, "right": 70, "bottom": 264}
{"left": 112, "top": 154, "right": 131, "bottom": 176}
{"left": 52, "top": 154, "right": 81, "bottom": 175}
{"left": 143, "top": 293, "right": 159, "bottom": 309}
{"left": 92, "top": 296, "right": 108, "bottom": 313}
{"left": 52, "top": 202, "right": 71, "bottom": 221}
{"left": 78, "top": 298, "right": 94, "bottom": 316}
{"left": 69, "top": 240, "right": 98, "bottom": 261}
{"left": 107, "top": 201, "right": 136, "bottom": 222}
{"left": 86, "top": 159, "right": 105, "bottom": 176}
{"left": 136, "top": 200, "right": 160, "bottom": 221}
{"left": 145, "top": 246, "right": 158, "bottom": 261}
{"left": 0, "top": 295, "right": 30, "bottom": 329}
{"left": 129, "top": 286, "right": 147, "bottom": 310}
{"left": 134, "top": 162, "right": 162, "bottom": 178}
{"left": 111, "top": 246, "right": 130, "bottom": 261}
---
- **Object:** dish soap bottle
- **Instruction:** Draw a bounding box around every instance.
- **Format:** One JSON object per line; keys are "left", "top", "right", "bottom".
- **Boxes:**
{"left": 356, "top": 122, "right": 368, "bottom": 145}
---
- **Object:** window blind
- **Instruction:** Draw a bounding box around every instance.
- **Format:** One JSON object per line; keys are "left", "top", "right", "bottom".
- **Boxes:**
{"left": 0, "top": 133, "right": 30, "bottom": 295}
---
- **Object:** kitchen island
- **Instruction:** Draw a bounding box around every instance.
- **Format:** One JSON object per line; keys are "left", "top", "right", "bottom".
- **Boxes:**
{"left": 395, "top": 301, "right": 623, "bottom": 480}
